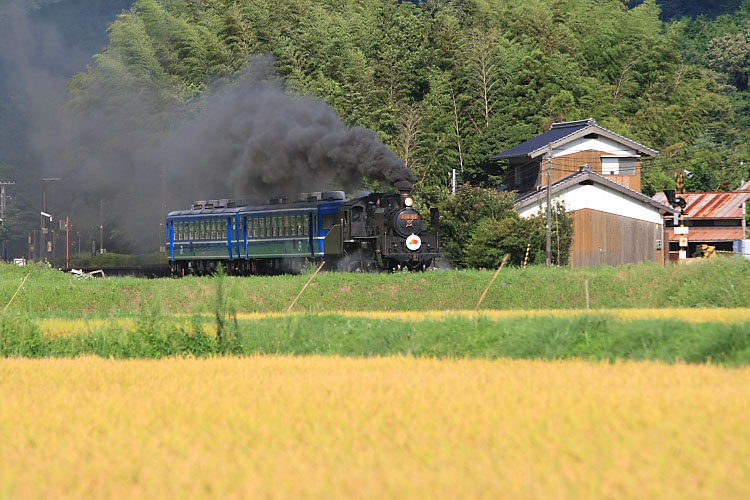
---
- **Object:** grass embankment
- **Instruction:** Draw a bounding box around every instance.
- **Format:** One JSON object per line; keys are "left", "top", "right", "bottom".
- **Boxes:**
{"left": 1, "top": 257, "right": 748, "bottom": 314}
{"left": 2, "top": 356, "right": 749, "bottom": 499}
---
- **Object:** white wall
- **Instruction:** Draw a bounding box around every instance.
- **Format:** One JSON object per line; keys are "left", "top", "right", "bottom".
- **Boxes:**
{"left": 517, "top": 182, "right": 664, "bottom": 225}
{"left": 552, "top": 136, "right": 637, "bottom": 158}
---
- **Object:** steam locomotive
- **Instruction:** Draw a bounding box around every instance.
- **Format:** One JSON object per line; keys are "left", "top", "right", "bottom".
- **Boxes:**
{"left": 165, "top": 190, "right": 440, "bottom": 275}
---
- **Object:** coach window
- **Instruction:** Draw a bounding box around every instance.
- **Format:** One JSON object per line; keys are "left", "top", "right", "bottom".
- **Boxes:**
{"left": 283, "top": 216, "right": 289, "bottom": 236}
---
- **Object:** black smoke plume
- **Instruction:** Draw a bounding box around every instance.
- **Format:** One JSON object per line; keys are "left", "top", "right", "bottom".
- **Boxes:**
{"left": 163, "top": 59, "right": 416, "bottom": 197}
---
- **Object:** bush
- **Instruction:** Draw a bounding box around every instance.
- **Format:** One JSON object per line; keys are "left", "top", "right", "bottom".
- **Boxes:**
{"left": 437, "top": 185, "right": 518, "bottom": 267}
{"left": 437, "top": 185, "right": 573, "bottom": 268}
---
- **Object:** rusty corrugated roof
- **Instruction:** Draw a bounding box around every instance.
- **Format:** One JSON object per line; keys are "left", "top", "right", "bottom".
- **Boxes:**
{"left": 653, "top": 181, "right": 750, "bottom": 219}
{"left": 665, "top": 227, "right": 745, "bottom": 242}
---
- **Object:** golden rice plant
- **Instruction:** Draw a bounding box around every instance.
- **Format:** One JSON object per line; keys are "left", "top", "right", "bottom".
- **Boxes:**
{"left": 0, "top": 356, "right": 748, "bottom": 499}
{"left": 33, "top": 308, "right": 750, "bottom": 337}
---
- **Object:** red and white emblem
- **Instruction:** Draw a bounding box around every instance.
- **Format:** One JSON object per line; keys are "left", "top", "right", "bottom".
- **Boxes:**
{"left": 405, "top": 234, "right": 421, "bottom": 251}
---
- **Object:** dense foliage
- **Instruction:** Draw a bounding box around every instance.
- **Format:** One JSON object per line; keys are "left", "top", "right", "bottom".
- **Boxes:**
{"left": 2, "top": 0, "right": 750, "bottom": 258}
{"left": 434, "top": 185, "right": 572, "bottom": 267}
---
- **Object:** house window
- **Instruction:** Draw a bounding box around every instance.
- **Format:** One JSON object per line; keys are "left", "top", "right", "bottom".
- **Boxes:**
{"left": 602, "top": 157, "right": 637, "bottom": 176}
{"left": 515, "top": 166, "right": 521, "bottom": 185}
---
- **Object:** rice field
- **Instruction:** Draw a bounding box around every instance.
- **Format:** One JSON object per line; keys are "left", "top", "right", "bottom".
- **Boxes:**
{"left": 1, "top": 356, "right": 748, "bottom": 499}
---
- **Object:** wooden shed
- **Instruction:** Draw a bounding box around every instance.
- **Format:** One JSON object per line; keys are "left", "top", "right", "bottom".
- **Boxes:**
{"left": 652, "top": 181, "right": 750, "bottom": 259}
{"left": 515, "top": 168, "right": 677, "bottom": 267}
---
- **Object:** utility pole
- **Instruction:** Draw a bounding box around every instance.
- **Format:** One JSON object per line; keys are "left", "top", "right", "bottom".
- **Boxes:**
{"left": 742, "top": 178, "right": 747, "bottom": 239}
{"left": 99, "top": 198, "right": 104, "bottom": 254}
{"left": 0, "top": 181, "right": 15, "bottom": 226}
{"left": 65, "top": 216, "right": 70, "bottom": 268}
{"left": 546, "top": 143, "right": 553, "bottom": 267}
{"left": 42, "top": 178, "right": 61, "bottom": 260}
{"left": 40, "top": 211, "right": 52, "bottom": 262}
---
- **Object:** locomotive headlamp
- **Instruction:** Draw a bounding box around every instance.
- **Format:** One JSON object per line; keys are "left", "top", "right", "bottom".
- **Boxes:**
{"left": 404, "top": 197, "right": 414, "bottom": 207}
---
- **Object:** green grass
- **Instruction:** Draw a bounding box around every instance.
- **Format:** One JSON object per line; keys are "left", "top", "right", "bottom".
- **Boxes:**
{"left": 2, "top": 258, "right": 749, "bottom": 363}
{"left": 1, "top": 257, "right": 748, "bottom": 315}
{"left": 2, "top": 313, "right": 750, "bottom": 365}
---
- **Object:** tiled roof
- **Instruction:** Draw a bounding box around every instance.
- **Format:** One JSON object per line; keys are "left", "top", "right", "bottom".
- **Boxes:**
{"left": 514, "top": 168, "right": 677, "bottom": 214}
{"left": 490, "top": 120, "right": 593, "bottom": 160}
{"left": 490, "top": 118, "right": 658, "bottom": 160}
{"left": 653, "top": 182, "right": 750, "bottom": 219}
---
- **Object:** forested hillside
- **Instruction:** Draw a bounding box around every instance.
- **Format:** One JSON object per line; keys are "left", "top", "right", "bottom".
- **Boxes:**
{"left": 2, "top": 0, "right": 750, "bottom": 255}
{"left": 66, "top": 0, "right": 750, "bottom": 194}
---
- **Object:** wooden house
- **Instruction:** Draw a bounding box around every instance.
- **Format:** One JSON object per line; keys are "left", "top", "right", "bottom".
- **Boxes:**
{"left": 491, "top": 118, "right": 658, "bottom": 194}
{"left": 515, "top": 168, "right": 677, "bottom": 267}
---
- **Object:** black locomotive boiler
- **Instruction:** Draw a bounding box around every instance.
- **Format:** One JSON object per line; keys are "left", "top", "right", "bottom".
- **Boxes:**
{"left": 166, "top": 190, "right": 440, "bottom": 275}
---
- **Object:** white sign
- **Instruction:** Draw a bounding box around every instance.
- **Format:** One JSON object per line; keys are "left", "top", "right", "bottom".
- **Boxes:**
{"left": 405, "top": 234, "right": 421, "bottom": 251}
{"left": 674, "top": 226, "right": 689, "bottom": 235}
